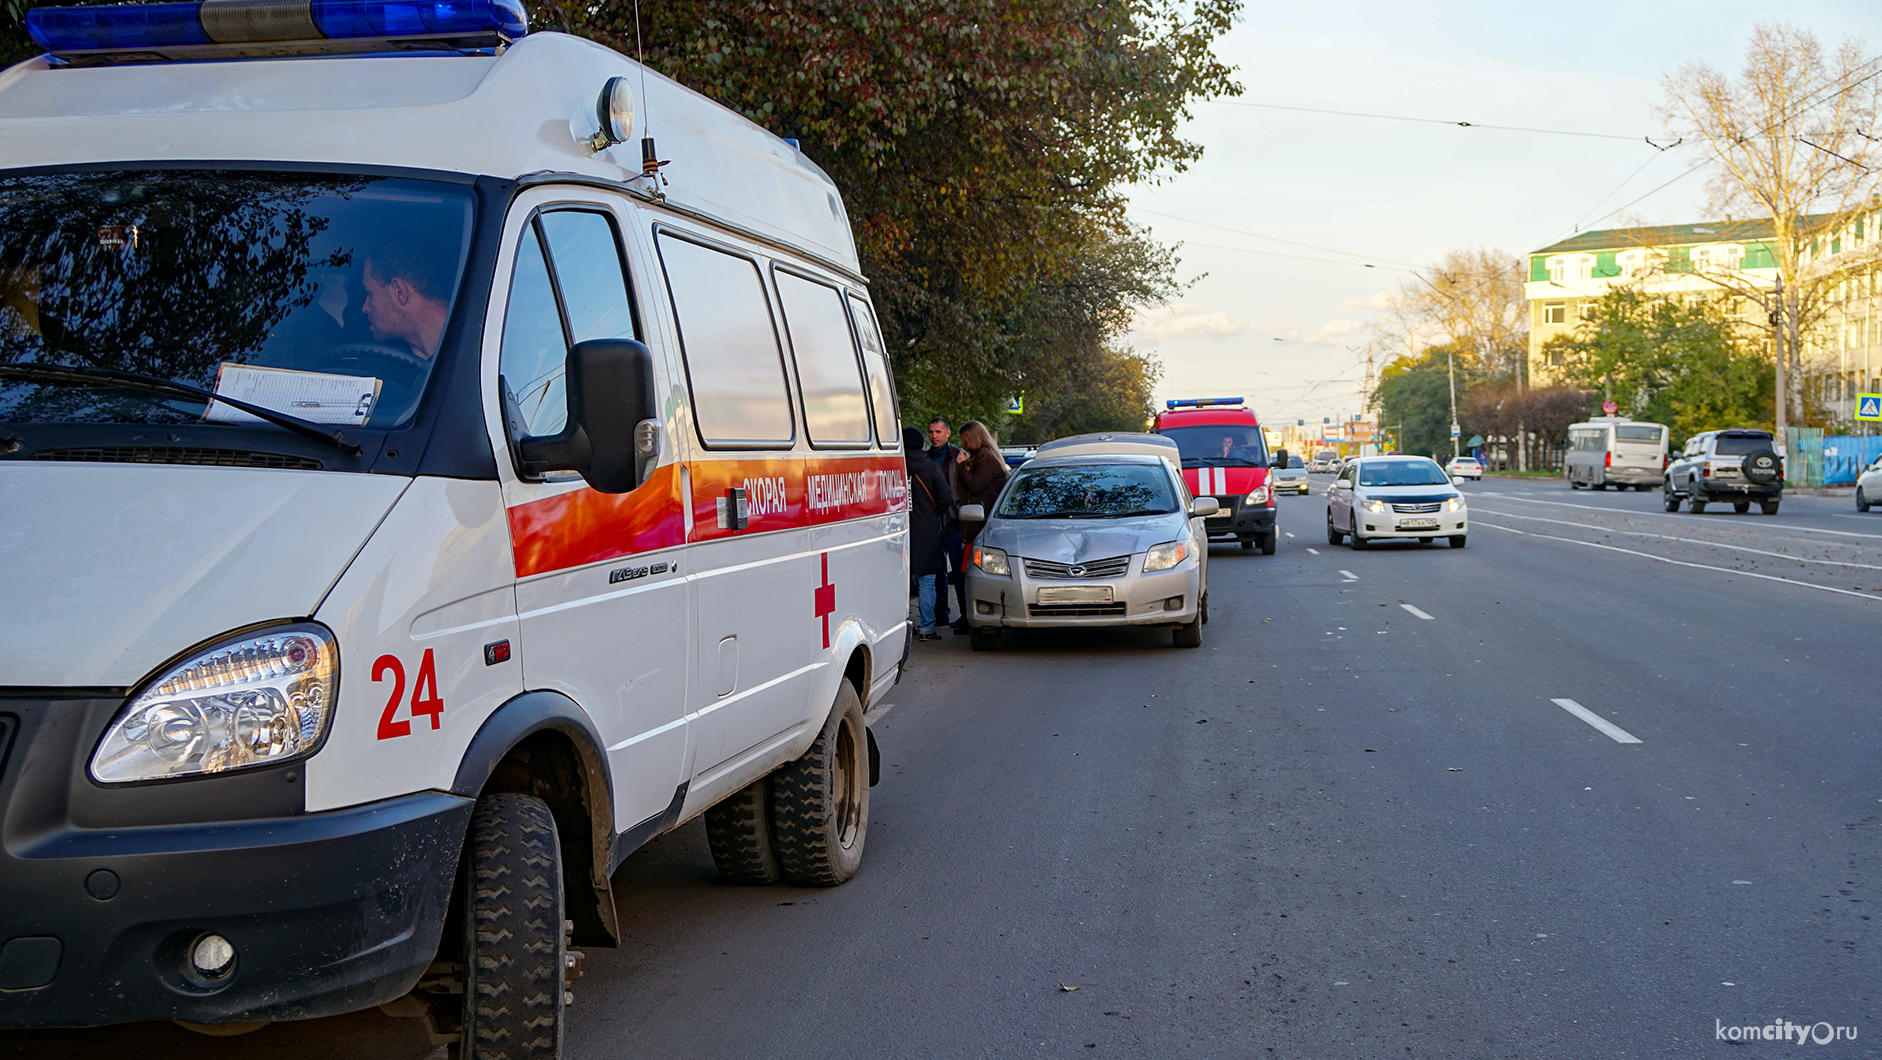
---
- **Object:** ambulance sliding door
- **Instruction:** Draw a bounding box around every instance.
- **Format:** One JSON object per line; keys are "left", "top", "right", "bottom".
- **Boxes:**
{"left": 653, "top": 228, "right": 814, "bottom": 788}
{"left": 488, "top": 192, "right": 691, "bottom": 832}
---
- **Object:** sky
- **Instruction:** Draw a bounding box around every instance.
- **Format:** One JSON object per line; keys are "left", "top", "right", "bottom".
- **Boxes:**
{"left": 1121, "top": 0, "right": 1882, "bottom": 432}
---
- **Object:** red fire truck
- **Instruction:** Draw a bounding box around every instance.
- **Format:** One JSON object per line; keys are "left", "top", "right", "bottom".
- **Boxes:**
{"left": 1153, "top": 398, "right": 1287, "bottom": 554}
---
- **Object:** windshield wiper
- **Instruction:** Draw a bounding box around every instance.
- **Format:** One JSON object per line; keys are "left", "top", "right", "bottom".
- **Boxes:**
{"left": 0, "top": 363, "right": 364, "bottom": 456}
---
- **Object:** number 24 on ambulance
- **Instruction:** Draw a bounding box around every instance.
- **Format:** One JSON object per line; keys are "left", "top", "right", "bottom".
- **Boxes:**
{"left": 0, "top": 3, "right": 908, "bottom": 1051}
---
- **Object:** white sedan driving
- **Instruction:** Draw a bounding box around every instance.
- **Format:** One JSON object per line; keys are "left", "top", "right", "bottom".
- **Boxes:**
{"left": 1326, "top": 455, "right": 1468, "bottom": 549}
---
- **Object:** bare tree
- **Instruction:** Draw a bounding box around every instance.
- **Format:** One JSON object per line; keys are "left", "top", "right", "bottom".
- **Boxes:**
{"left": 1660, "top": 22, "right": 1882, "bottom": 434}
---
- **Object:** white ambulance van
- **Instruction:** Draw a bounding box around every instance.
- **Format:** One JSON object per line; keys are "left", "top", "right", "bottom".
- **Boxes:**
{"left": 0, "top": 1, "right": 908, "bottom": 1052}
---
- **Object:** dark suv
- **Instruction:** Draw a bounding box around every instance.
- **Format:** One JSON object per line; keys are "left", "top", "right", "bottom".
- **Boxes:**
{"left": 1663, "top": 429, "right": 1783, "bottom": 515}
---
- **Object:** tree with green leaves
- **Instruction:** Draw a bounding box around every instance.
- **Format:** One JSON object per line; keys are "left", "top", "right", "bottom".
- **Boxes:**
{"left": 1540, "top": 284, "right": 1773, "bottom": 441}
{"left": 1373, "top": 344, "right": 1472, "bottom": 459}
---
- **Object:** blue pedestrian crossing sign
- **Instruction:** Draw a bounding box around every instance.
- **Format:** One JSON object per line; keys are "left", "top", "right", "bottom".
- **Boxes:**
{"left": 1860, "top": 393, "right": 1882, "bottom": 421}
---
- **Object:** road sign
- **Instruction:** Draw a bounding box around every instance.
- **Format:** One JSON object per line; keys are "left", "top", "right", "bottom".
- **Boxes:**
{"left": 1004, "top": 395, "right": 1023, "bottom": 414}
{"left": 1450, "top": 422, "right": 1461, "bottom": 437}
{"left": 1859, "top": 393, "right": 1882, "bottom": 421}
{"left": 1602, "top": 399, "right": 1618, "bottom": 415}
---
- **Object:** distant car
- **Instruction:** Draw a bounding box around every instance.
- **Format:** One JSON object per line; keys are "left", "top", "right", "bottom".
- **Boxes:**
{"left": 1663, "top": 428, "right": 1782, "bottom": 515}
{"left": 1859, "top": 454, "right": 1882, "bottom": 512}
{"left": 1444, "top": 456, "right": 1483, "bottom": 481}
{"left": 1326, "top": 455, "right": 1468, "bottom": 549}
{"left": 960, "top": 452, "right": 1215, "bottom": 650}
{"left": 1272, "top": 455, "right": 1310, "bottom": 494}
{"left": 999, "top": 446, "right": 1036, "bottom": 468}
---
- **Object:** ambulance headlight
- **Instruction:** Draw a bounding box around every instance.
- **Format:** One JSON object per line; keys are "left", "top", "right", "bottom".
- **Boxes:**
{"left": 91, "top": 625, "right": 337, "bottom": 784}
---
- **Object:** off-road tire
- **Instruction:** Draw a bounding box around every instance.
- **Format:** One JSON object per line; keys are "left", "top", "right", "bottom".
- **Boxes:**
{"left": 1733, "top": 501, "right": 1750, "bottom": 514}
{"left": 1742, "top": 449, "right": 1781, "bottom": 485}
{"left": 1172, "top": 616, "right": 1202, "bottom": 648}
{"left": 461, "top": 793, "right": 565, "bottom": 1060}
{"left": 968, "top": 625, "right": 1001, "bottom": 651}
{"left": 1662, "top": 482, "right": 1681, "bottom": 512}
{"left": 1687, "top": 485, "right": 1707, "bottom": 514}
{"left": 1449, "top": 534, "right": 1467, "bottom": 549}
{"left": 769, "top": 681, "right": 869, "bottom": 886}
{"left": 1760, "top": 499, "right": 1781, "bottom": 516}
{"left": 1858, "top": 486, "right": 1871, "bottom": 513}
{"left": 704, "top": 778, "right": 782, "bottom": 884}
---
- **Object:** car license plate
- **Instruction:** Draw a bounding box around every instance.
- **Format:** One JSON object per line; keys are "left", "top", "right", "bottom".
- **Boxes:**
{"left": 1398, "top": 518, "right": 1438, "bottom": 529}
{"left": 1037, "top": 585, "right": 1113, "bottom": 605}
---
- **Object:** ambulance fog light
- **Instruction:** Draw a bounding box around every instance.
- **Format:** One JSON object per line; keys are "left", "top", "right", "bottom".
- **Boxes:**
{"left": 190, "top": 934, "right": 236, "bottom": 980}
{"left": 91, "top": 625, "right": 337, "bottom": 784}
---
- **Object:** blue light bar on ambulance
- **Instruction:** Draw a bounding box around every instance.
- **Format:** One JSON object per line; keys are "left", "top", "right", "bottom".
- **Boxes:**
{"left": 26, "top": 0, "right": 527, "bottom": 62}
{"left": 1165, "top": 397, "right": 1245, "bottom": 409}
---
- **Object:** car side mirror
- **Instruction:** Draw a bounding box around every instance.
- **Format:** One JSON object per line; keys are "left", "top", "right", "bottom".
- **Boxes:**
{"left": 1271, "top": 448, "right": 1289, "bottom": 469}
{"left": 959, "top": 503, "right": 986, "bottom": 522}
{"left": 1189, "top": 497, "right": 1220, "bottom": 517}
{"left": 516, "top": 338, "right": 659, "bottom": 494}
{"left": 1334, "top": 479, "right": 1352, "bottom": 490}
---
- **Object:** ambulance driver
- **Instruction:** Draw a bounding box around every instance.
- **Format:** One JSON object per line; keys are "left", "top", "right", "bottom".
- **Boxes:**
{"left": 361, "top": 234, "right": 453, "bottom": 361}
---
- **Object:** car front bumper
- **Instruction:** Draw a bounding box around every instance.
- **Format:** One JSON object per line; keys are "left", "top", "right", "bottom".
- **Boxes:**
{"left": 1354, "top": 510, "right": 1469, "bottom": 539}
{"left": 0, "top": 695, "right": 471, "bottom": 1029}
{"left": 964, "top": 562, "right": 1201, "bottom": 629}
{"left": 1201, "top": 496, "right": 1275, "bottom": 538}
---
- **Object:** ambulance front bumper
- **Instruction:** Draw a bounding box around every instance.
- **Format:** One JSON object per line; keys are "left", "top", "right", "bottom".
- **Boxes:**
{"left": 1201, "top": 496, "right": 1275, "bottom": 539}
{"left": 0, "top": 695, "right": 472, "bottom": 1029}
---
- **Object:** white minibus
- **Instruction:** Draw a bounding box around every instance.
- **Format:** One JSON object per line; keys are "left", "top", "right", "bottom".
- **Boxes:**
{"left": 0, "top": 3, "right": 908, "bottom": 1052}
{"left": 1564, "top": 416, "right": 1669, "bottom": 491}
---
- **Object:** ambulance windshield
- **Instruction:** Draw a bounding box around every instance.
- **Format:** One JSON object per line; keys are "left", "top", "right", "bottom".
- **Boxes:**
{"left": 1159, "top": 424, "right": 1270, "bottom": 468}
{"left": 0, "top": 170, "right": 474, "bottom": 430}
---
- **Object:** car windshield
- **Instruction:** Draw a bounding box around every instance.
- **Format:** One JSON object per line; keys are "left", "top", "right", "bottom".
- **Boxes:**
{"left": 1357, "top": 458, "right": 1451, "bottom": 487}
{"left": 0, "top": 169, "right": 474, "bottom": 430}
{"left": 996, "top": 463, "right": 1178, "bottom": 518}
{"left": 1160, "top": 424, "right": 1269, "bottom": 467}
{"left": 1715, "top": 434, "right": 1773, "bottom": 455}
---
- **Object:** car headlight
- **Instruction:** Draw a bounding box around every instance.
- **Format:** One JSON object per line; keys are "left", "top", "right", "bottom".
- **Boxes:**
{"left": 1245, "top": 485, "right": 1272, "bottom": 506}
{"left": 1445, "top": 496, "right": 1465, "bottom": 511}
{"left": 1143, "top": 540, "right": 1189, "bottom": 572}
{"left": 91, "top": 624, "right": 338, "bottom": 784}
{"left": 974, "top": 544, "right": 1011, "bottom": 576}
{"left": 1362, "top": 498, "right": 1389, "bottom": 513}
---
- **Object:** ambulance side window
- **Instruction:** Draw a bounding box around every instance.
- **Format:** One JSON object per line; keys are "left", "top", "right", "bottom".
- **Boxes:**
{"left": 538, "top": 210, "right": 637, "bottom": 344}
{"left": 847, "top": 294, "right": 899, "bottom": 447}
{"left": 657, "top": 232, "right": 794, "bottom": 447}
{"left": 775, "top": 269, "right": 870, "bottom": 447}
{"left": 497, "top": 225, "right": 569, "bottom": 440}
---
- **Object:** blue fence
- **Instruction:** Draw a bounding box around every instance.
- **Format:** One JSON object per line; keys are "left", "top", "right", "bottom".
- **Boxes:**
{"left": 1821, "top": 435, "right": 1882, "bottom": 484}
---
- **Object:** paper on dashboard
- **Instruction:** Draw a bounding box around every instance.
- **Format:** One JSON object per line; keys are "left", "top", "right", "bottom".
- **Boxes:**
{"left": 204, "top": 363, "right": 381, "bottom": 426}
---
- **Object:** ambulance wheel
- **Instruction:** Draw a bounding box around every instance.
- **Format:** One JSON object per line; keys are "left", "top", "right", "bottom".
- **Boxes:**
{"left": 769, "top": 680, "right": 868, "bottom": 886}
{"left": 1260, "top": 529, "right": 1277, "bottom": 555}
{"left": 969, "top": 625, "right": 1002, "bottom": 651}
{"left": 1172, "top": 615, "right": 1202, "bottom": 648}
{"left": 704, "top": 777, "right": 782, "bottom": 884}
{"left": 461, "top": 793, "right": 566, "bottom": 1060}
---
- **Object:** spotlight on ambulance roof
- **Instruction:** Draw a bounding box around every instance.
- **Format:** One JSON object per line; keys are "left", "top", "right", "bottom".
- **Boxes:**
{"left": 1165, "top": 397, "right": 1245, "bottom": 409}
{"left": 26, "top": 0, "right": 528, "bottom": 61}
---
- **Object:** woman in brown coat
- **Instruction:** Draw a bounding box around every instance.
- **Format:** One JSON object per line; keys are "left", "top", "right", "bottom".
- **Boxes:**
{"left": 954, "top": 420, "right": 1008, "bottom": 547}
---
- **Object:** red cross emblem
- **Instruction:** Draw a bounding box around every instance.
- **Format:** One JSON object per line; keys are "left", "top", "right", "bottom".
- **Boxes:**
{"left": 814, "top": 552, "right": 836, "bottom": 649}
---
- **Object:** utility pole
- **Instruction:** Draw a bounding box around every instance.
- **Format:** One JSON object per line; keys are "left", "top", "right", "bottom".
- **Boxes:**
{"left": 1447, "top": 346, "right": 1459, "bottom": 461}
{"left": 1771, "top": 273, "right": 1788, "bottom": 449}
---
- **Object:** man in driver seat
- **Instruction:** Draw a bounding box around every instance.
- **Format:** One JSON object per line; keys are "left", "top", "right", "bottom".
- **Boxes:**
{"left": 361, "top": 236, "right": 452, "bottom": 360}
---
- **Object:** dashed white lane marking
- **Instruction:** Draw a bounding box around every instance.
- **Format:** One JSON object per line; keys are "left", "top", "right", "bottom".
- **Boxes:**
{"left": 1473, "top": 508, "right": 1882, "bottom": 571}
{"left": 1284, "top": 532, "right": 1296, "bottom": 538}
{"left": 1305, "top": 547, "right": 1321, "bottom": 555}
{"left": 1466, "top": 517, "right": 1882, "bottom": 602}
{"left": 1399, "top": 603, "right": 1434, "bottom": 620}
{"left": 1551, "top": 698, "right": 1642, "bottom": 744}
{"left": 1338, "top": 569, "right": 1358, "bottom": 581}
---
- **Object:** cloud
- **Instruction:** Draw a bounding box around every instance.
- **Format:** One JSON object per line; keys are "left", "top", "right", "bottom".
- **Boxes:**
{"left": 1129, "top": 302, "right": 1258, "bottom": 342}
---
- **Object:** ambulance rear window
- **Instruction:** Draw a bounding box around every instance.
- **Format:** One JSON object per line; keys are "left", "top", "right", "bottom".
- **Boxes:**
{"left": 0, "top": 170, "right": 473, "bottom": 430}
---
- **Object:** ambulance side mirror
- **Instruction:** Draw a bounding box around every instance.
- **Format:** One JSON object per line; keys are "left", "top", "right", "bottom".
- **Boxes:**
{"left": 517, "top": 338, "right": 658, "bottom": 494}
{"left": 1270, "top": 448, "right": 1289, "bottom": 469}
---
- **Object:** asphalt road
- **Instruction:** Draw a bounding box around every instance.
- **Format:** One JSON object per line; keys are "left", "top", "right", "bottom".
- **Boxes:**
{"left": 9, "top": 474, "right": 1878, "bottom": 1058}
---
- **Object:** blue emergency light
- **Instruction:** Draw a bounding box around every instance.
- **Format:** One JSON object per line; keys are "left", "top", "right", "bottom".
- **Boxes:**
{"left": 1165, "top": 397, "right": 1244, "bottom": 409}
{"left": 26, "top": 0, "right": 527, "bottom": 59}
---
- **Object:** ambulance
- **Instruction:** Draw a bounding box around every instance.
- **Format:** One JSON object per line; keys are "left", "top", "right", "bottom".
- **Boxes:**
{"left": 1152, "top": 397, "right": 1288, "bottom": 554}
{"left": 0, "top": 2, "right": 909, "bottom": 1052}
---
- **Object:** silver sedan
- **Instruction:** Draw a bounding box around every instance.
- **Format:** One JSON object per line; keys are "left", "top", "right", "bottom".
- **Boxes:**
{"left": 959, "top": 453, "right": 1217, "bottom": 649}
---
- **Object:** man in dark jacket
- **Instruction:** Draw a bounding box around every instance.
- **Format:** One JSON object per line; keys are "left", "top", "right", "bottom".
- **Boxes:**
{"left": 904, "top": 426, "right": 955, "bottom": 640}
{"left": 926, "top": 417, "right": 966, "bottom": 630}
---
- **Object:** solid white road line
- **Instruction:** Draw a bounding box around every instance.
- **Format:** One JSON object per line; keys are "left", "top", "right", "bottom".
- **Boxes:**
{"left": 1466, "top": 517, "right": 1882, "bottom": 602}
{"left": 1472, "top": 508, "right": 1882, "bottom": 571}
{"left": 1399, "top": 603, "right": 1435, "bottom": 620}
{"left": 1497, "top": 494, "right": 1882, "bottom": 542}
{"left": 1551, "top": 698, "right": 1642, "bottom": 744}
